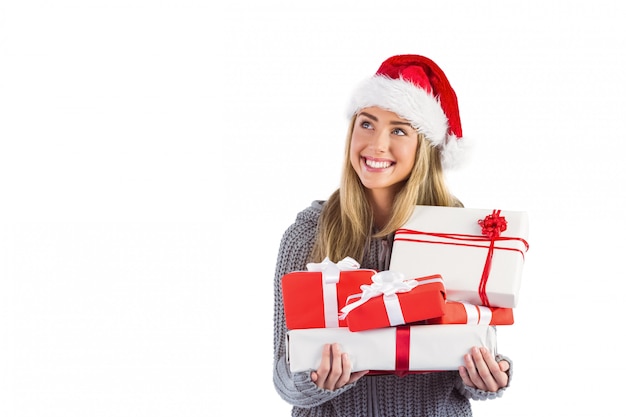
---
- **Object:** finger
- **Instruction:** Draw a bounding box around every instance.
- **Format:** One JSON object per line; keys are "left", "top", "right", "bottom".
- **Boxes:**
{"left": 335, "top": 352, "right": 353, "bottom": 388}
{"left": 479, "top": 347, "right": 501, "bottom": 374}
{"left": 463, "top": 347, "right": 488, "bottom": 391}
{"left": 491, "top": 358, "right": 510, "bottom": 388}
{"left": 313, "top": 344, "right": 332, "bottom": 388}
{"left": 474, "top": 347, "right": 510, "bottom": 392}
{"left": 478, "top": 348, "right": 509, "bottom": 389}
{"left": 324, "top": 343, "right": 345, "bottom": 390}
{"left": 473, "top": 347, "right": 500, "bottom": 391}
{"left": 458, "top": 366, "right": 475, "bottom": 388}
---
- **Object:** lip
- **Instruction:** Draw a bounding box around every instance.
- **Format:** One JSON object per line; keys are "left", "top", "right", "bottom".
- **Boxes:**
{"left": 362, "top": 156, "right": 394, "bottom": 171}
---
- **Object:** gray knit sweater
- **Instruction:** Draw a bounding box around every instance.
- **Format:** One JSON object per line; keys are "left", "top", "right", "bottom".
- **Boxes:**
{"left": 273, "top": 201, "right": 512, "bottom": 417}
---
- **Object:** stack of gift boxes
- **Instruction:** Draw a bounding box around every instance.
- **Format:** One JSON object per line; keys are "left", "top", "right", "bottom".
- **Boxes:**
{"left": 283, "top": 205, "right": 529, "bottom": 376}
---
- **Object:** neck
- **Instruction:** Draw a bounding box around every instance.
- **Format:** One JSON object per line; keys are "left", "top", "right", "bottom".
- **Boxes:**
{"left": 366, "top": 188, "right": 396, "bottom": 231}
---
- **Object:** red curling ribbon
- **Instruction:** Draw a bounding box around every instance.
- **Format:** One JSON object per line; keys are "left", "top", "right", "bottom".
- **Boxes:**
{"left": 395, "top": 325, "right": 411, "bottom": 377}
{"left": 477, "top": 210, "right": 507, "bottom": 306}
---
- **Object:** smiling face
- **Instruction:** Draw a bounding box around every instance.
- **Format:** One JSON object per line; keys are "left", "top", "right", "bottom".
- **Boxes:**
{"left": 349, "top": 107, "right": 419, "bottom": 200}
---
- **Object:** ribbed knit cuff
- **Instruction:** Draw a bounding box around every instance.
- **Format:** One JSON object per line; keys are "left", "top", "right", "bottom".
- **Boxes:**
{"left": 292, "top": 371, "right": 353, "bottom": 406}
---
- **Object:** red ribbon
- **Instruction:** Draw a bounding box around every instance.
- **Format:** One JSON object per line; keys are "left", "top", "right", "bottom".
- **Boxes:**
{"left": 395, "top": 326, "right": 411, "bottom": 377}
{"left": 395, "top": 209, "right": 529, "bottom": 307}
{"left": 366, "top": 325, "right": 438, "bottom": 376}
{"left": 477, "top": 209, "right": 506, "bottom": 306}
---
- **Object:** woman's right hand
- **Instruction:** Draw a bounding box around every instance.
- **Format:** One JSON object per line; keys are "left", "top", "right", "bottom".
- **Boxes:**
{"left": 310, "top": 343, "right": 369, "bottom": 390}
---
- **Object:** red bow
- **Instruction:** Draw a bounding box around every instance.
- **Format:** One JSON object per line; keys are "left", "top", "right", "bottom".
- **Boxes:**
{"left": 478, "top": 210, "right": 507, "bottom": 239}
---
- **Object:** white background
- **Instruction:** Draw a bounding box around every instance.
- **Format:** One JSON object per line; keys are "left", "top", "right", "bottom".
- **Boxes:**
{"left": 1, "top": 1, "right": 624, "bottom": 416}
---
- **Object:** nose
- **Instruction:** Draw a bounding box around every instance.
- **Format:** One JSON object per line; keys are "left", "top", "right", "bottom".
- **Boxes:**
{"left": 369, "top": 130, "right": 389, "bottom": 153}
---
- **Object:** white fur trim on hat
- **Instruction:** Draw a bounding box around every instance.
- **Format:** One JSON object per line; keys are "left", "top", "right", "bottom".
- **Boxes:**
{"left": 440, "top": 134, "right": 472, "bottom": 170}
{"left": 347, "top": 76, "right": 449, "bottom": 147}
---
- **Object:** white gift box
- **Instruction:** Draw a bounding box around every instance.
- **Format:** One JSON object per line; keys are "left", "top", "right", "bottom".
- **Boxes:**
{"left": 389, "top": 205, "right": 529, "bottom": 308}
{"left": 286, "top": 324, "right": 497, "bottom": 373}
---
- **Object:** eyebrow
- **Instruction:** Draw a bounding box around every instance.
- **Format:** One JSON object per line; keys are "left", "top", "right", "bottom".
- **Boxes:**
{"left": 358, "top": 111, "right": 413, "bottom": 127}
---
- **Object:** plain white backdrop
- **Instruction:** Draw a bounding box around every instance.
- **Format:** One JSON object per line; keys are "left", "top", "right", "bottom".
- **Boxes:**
{"left": 1, "top": 1, "right": 624, "bottom": 416}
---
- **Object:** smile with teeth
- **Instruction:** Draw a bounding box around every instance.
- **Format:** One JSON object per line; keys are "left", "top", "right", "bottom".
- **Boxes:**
{"left": 364, "top": 157, "right": 393, "bottom": 169}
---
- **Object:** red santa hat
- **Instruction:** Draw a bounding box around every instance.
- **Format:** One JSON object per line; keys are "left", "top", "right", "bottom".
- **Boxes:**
{"left": 347, "top": 54, "right": 466, "bottom": 169}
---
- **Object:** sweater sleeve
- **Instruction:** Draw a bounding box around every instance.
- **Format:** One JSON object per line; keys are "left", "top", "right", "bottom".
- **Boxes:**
{"left": 272, "top": 203, "right": 356, "bottom": 409}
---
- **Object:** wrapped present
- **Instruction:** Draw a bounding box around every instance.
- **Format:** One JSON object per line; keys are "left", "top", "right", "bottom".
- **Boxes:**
{"left": 286, "top": 324, "right": 497, "bottom": 374}
{"left": 389, "top": 206, "right": 529, "bottom": 308}
{"left": 339, "top": 271, "right": 446, "bottom": 332}
{"left": 423, "top": 301, "right": 514, "bottom": 325}
{"left": 281, "top": 257, "right": 377, "bottom": 330}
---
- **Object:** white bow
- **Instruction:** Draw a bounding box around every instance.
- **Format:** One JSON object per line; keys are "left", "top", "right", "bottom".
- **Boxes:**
{"left": 306, "top": 256, "right": 360, "bottom": 327}
{"left": 306, "top": 256, "right": 360, "bottom": 283}
{"left": 339, "top": 270, "right": 418, "bottom": 321}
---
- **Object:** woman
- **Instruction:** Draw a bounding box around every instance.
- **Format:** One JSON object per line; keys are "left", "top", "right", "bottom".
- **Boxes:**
{"left": 273, "top": 54, "right": 511, "bottom": 416}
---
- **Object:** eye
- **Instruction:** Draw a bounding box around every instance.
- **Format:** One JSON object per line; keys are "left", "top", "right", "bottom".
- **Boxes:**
{"left": 360, "top": 120, "right": 373, "bottom": 130}
{"left": 392, "top": 127, "right": 407, "bottom": 136}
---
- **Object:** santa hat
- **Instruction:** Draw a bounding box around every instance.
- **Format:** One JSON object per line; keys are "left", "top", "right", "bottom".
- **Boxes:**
{"left": 347, "top": 54, "right": 467, "bottom": 169}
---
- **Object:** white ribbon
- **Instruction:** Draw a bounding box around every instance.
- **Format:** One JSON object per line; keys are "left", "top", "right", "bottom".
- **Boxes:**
{"left": 339, "top": 270, "right": 420, "bottom": 325}
{"left": 460, "top": 302, "right": 493, "bottom": 325}
{"left": 306, "top": 256, "right": 360, "bottom": 327}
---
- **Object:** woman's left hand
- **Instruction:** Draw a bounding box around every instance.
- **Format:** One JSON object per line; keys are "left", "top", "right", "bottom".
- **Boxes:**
{"left": 459, "top": 346, "right": 509, "bottom": 392}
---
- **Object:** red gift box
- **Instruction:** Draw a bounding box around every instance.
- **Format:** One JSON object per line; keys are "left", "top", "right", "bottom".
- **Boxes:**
{"left": 339, "top": 272, "right": 446, "bottom": 332}
{"left": 422, "top": 301, "right": 514, "bottom": 325}
{"left": 281, "top": 257, "right": 377, "bottom": 330}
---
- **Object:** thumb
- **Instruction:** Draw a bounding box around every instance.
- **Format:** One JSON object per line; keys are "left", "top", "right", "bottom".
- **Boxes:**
{"left": 310, "top": 371, "right": 318, "bottom": 382}
{"left": 498, "top": 360, "right": 510, "bottom": 373}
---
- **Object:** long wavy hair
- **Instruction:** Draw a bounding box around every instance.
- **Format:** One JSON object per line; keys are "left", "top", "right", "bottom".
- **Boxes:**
{"left": 310, "top": 115, "right": 462, "bottom": 264}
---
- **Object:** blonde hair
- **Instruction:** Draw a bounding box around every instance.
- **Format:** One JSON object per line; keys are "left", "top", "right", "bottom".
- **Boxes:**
{"left": 310, "top": 115, "right": 462, "bottom": 263}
